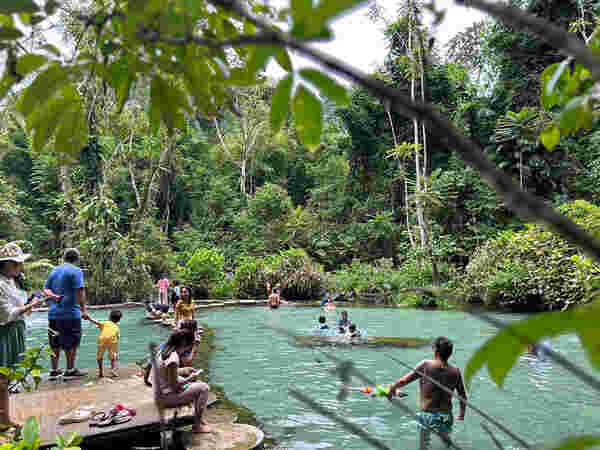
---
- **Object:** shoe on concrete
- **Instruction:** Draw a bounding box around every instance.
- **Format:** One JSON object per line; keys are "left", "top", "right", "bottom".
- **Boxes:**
{"left": 64, "top": 369, "right": 88, "bottom": 378}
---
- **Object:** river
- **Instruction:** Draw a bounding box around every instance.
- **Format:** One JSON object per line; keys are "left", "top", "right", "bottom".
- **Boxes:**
{"left": 24, "top": 306, "right": 600, "bottom": 450}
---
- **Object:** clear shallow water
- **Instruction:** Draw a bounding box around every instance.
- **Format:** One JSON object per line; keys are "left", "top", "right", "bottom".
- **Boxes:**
{"left": 23, "top": 307, "right": 600, "bottom": 450}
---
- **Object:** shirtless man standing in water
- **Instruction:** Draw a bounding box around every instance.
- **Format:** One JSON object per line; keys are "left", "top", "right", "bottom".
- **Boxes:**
{"left": 388, "top": 336, "right": 467, "bottom": 449}
{"left": 267, "top": 283, "right": 287, "bottom": 309}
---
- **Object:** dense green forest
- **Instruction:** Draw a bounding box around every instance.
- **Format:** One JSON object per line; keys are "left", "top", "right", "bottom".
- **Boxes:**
{"left": 2, "top": 0, "right": 600, "bottom": 312}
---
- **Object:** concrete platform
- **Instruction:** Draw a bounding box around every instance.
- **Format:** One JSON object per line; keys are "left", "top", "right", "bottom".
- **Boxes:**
{"left": 9, "top": 364, "right": 217, "bottom": 448}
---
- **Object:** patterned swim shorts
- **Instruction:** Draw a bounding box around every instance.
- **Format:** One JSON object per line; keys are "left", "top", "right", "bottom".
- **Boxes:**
{"left": 416, "top": 411, "right": 454, "bottom": 433}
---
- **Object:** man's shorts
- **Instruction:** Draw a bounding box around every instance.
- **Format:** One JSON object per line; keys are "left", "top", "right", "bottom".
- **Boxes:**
{"left": 416, "top": 411, "right": 453, "bottom": 434}
{"left": 97, "top": 340, "right": 119, "bottom": 360}
{"left": 48, "top": 318, "right": 82, "bottom": 351}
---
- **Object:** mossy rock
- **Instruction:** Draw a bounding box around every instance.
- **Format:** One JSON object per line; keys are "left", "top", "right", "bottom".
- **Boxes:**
{"left": 294, "top": 336, "right": 431, "bottom": 348}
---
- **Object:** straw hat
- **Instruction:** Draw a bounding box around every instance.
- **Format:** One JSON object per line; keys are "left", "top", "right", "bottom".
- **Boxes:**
{"left": 0, "top": 243, "right": 31, "bottom": 263}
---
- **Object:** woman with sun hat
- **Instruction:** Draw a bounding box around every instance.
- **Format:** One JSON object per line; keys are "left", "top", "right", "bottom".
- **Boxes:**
{"left": 0, "top": 242, "right": 43, "bottom": 431}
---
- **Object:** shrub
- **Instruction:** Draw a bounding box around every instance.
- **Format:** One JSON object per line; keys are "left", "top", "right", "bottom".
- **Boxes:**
{"left": 233, "top": 248, "right": 325, "bottom": 300}
{"left": 458, "top": 200, "right": 600, "bottom": 311}
{"left": 178, "top": 248, "right": 226, "bottom": 298}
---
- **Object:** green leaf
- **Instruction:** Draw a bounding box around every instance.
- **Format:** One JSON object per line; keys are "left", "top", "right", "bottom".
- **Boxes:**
{"left": 293, "top": 84, "right": 322, "bottom": 150}
{"left": 541, "top": 435, "right": 600, "bottom": 450}
{"left": 291, "top": 0, "right": 313, "bottom": 23}
{"left": 17, "top": 64, "right": 70, "bottom": 117}
{"left": 313, "top": 0, "right": 368, "bottom": 24}
{"left": 270, "top": 74, "right": 293, "bottom": 132}
{"left": 16, "top": 54, "right": 48, "bottom": 76}
{"left": 22, "top": 417, "right": 40, "bottom": 444}
{"left": 45, "top": 0, "right": 59, "bottom": 15}
{"left": 0, "top": 0, "right": 38, "bottom": 14}
{"left": 540, "top": 123, "right": 561, "bottom": 151}
{"left": 150, "top": 75, "right": 188, "bottom": 134}
{"left": 0, "top": 74, "right": 15, "bottom": 101}
{"left": 299, "top": 68, "right": 348, "bottom": 105}
{"left": 541, "top": 63, "right": 564, "bottom": 110}
{"left": 559, "top": 97, "right": 585, "bottom": 135}
{"left": 246, "top": 46, "right": 275, "bottom": 77}
{"left": 0, "top": 27, "right": 23, "bottom": 40}
{"left": 54, "top": 95, "right": 88, "bottom": 160}
{"left": 465, "top": 304, "right": 600, "bottom": 389}
{"left": 274, "top": 48, "right": 293, "bottom": 72}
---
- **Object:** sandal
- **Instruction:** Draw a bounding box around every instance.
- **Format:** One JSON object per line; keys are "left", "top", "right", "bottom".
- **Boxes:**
{"left": 96, "top": 410, "right": 133, "bottom": 427}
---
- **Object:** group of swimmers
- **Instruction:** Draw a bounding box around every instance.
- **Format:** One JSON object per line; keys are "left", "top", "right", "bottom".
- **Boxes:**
{"left": 315, "top": 310, "right": 361, "bottom": 339}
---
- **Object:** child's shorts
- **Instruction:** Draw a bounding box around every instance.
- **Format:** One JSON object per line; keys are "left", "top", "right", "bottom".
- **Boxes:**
{"left": 416, "top": 411, "right": 453, "bottom": 434}
{"left": 97, "top": 340, "right": 119, "bottom": 360}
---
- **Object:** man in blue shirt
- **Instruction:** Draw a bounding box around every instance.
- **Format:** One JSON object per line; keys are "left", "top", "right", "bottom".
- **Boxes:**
{"left": 44, "top": 248, "right": 89, "bottom": 379}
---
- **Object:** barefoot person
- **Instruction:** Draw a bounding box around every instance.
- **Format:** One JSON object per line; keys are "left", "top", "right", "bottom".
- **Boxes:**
{"left": 0, "top": 243, "right": 43, "bottom": 431}
{"left": 387, "top": 336, "right": 467, "bottom": 449}
{"left": 154, "top": 329, "right": 215, "bottom": 433}
{"left": 85, "top": 310, "right": 122, "bottom": 378}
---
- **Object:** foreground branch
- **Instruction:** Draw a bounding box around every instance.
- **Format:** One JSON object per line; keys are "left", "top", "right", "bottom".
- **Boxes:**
{"left": 207, "top": 0, "right": 600, "bottom": 266}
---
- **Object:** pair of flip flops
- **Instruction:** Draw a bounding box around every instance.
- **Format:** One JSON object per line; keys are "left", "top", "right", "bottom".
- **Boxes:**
{"left": 90, "top": 404, "right": 136, "bottom": 428}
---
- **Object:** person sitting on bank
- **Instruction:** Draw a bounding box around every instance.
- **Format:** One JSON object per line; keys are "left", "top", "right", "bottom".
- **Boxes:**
{"left": 387, "top": 336, "right": 467, "bottom": 449}
{"left": 153, "top": 329, "right": 215, "bottom": 433}
{"left": 85, "top": 309, "right": 122, "bottom": 378}
{"left": 144, "top": 320, "right": 200, "bottom": 386}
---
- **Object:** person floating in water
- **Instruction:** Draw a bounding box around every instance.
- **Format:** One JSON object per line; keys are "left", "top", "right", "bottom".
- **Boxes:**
{"left": 345, "top": 323, "right": 361, "bottom": 341}
{"left": 387, "top": 336, "right": 467, "bottom": 449}
{"left": 318, "top": 316, "right": 329, "bottom": 329}
{"left": 338, "top": 311, "right": 351, "bottom": 333}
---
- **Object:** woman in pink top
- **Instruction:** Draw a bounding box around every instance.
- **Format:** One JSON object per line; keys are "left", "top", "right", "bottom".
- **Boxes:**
{"left": 156, "top": 277, "right": 169, "bottom": 305}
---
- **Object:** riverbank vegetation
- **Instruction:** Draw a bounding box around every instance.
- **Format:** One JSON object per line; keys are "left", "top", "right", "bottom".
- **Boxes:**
{"left": 1, "top": 0, "right": 600, "bottom": 314}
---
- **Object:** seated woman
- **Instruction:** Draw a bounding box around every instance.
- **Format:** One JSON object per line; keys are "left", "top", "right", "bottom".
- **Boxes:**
{"left": 175, "top": 286, "right": 195, "bottom": 326}
{"left": 153, "top": 329, "right": 215, "bottom": 433}
{"left": 144, "top": 320, "right": 201, "bottom": 386}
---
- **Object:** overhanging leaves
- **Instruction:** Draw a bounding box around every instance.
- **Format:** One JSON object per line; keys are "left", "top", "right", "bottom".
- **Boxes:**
{"left": 465, "top": 303, "right": 600, "bottom": 388}
{"left": 270, "top": 74, "right": 293, "bottom": 133}
{"left": 299, "top": 68, "right": 348, "bottom": 105}
{"left": 0, "top": 0, "right": 39, "bottom": 15}
{"left": 293, "top": 84, "right": 322, "bottom": 150}
{"left": 17, "top": 64, "right": 70, "bottom": 117}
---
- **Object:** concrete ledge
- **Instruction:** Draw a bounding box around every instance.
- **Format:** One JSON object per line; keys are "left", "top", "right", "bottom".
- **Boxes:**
{"left": 33, "top": 302, "right": 144, "bottom": 313}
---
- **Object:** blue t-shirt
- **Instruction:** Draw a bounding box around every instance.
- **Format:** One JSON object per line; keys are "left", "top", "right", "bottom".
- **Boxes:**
{"left": 44, "top": 263, "right": 85, "bottom": 320}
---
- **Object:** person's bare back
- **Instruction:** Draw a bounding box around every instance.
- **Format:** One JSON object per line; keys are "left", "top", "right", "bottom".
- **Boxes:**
{"left": 416, "top": 360, "right": 465, "bottom": 413}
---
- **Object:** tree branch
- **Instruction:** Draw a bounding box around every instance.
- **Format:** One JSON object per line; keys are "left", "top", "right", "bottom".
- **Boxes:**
{"left": 204, "top": 0, "right": 600, "bottom": 265}
{"left": 457, "top": 0, "right": 600, "bottom": 80}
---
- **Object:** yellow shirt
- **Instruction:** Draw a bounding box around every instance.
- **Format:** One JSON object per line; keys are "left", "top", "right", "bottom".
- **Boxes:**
{"left": 176, "top": 300, "right": 195, "bottom": 321}
{"left": 98, "top": 321, "right": 120, "bottom": 344}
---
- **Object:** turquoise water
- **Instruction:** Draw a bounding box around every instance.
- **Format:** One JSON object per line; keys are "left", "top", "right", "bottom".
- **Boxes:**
{"left": 23, "top": 307, "right": 600, "bottom": 450}
{"left": 200, "top": 306, "right": 600, "bottom": 450}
